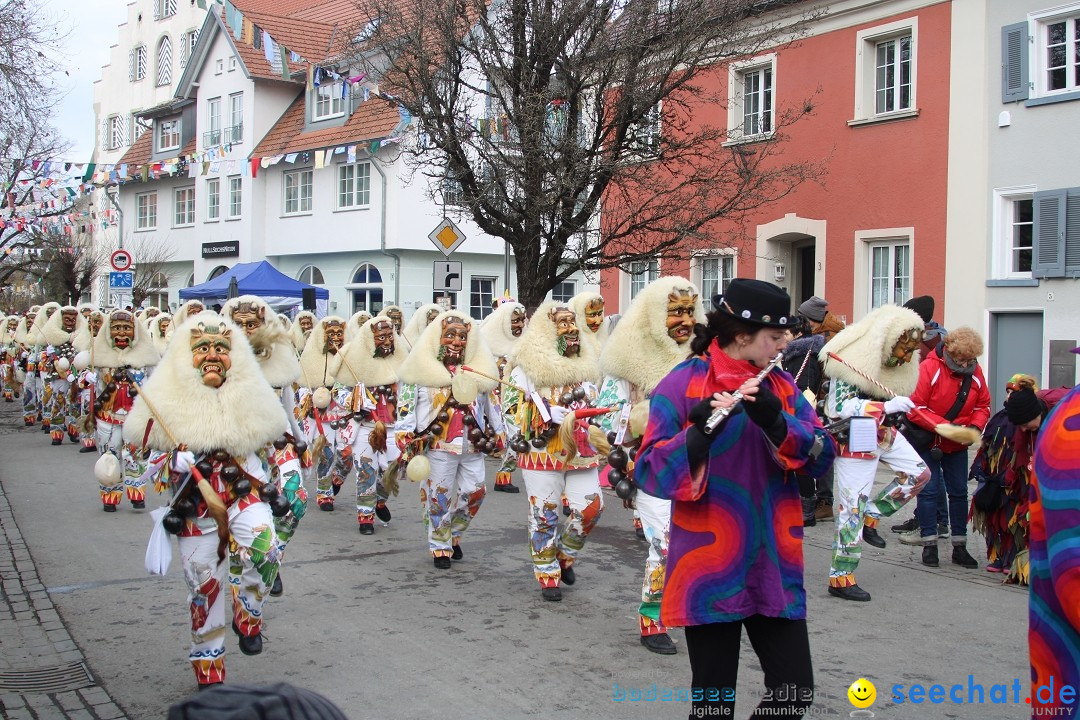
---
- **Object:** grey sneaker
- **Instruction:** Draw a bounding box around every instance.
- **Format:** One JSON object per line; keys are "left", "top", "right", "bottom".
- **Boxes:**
{"left": 899, "top": 530, "right": 930, "bottom": 546}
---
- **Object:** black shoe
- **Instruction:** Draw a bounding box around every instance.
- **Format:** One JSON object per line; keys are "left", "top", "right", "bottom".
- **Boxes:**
{"left": 79, "top": 445, "right": 96, "bottom": 453}
{"left": 561, "top": 565, "right": 575, "bottom": 586}
{"left": 318, "top": 503, "right": 334, "bottom": 512}
{"left": 801, "top": 497, "right": 817, "bottom": 527}
{"left": 493, "top": 483, "right": 520, "bottom": 493}
{"left": 891, "top": 517, "right": 918, "bottom": 533}
{"left": 131, "top": 500, "right": 145, "bottom": 509}
{"left": 952, "top": 545, "right": 978, "bottom": 569}
{"left": 862, "top": 526, "right": 886, "bottom": 549}
{"left": 433, "top": 556, "right": 452, "bottom": 570}
{"left": 51, "top": 438, "right": 62, "bottom": 446}
{"left": 828, "top": 584, "right": 871, "bottom": 602}
{"left": 358, "top": 524, "right": 374, "bottom": 535}
{"left": 562, "top": 503, "right": 571, "bottom": 517}
{"left": 922, "top": 545, "right": 939, "bottom": 567}
{"left": 375, "top": 502, "right": 392, "bottom": 522}
{"left": 635, "top": 526, "right": 646, "bottom": 541}
{"left": 269, "top": 574, "right": 283, "bottom": 597}
{"left": 332, "top": 483, "right": 342, "bottom": 496}
{"left": 451, "top": 545, "right": 463, "bottom": 560}
{"left": 232, "top": 622, "right": 263, "bottom": 656}
{"left": 102, "top": 504, "right": 116, "bottom": 513}
{"left": 541, "top": 587, "right": 562, "bottom": 602}
{"left": 198, "top": 681, "right": 224, "bottom": 692}
{"left": 640, "top": 633, "right": 677, "bottom": 655}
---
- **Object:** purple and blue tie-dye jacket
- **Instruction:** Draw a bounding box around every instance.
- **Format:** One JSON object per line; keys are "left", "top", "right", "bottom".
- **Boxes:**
{"left": 636, "top": 354, "right": 836, "bottom": 627}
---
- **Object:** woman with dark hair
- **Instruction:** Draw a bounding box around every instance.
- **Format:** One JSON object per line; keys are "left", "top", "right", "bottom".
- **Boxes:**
{"left": 636, "top": 278, "right": 836, "bottom": 719}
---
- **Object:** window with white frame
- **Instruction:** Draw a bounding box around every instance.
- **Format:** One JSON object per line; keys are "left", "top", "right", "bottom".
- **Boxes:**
{"left": 179, "top": 29, "right": 198, "bottom": 68}
{"left": 298, "top": 265, "right": 325, "bottom": 285}
{"left": 108, "top": 115, "right": 126, "bottom": 150}
{"left": 155, "top": 0, "right": 177, "bottom": 19}
{"left": 156, "top": 35, "right": 173, "bottom": 87}
{"left": 993, "top": 188, "right": 1035, "bottom": 277}
{"left": 228, "top": 56, "right": 238, "bottom": 72}
{"left": 228, "top": 93, "right": 243, "bottom": 142}
{"left": 728, "top": 55, "right": 775, "bottom": 140}
{"left": 1023, "top": 6, "right": 1080, "bottom": 98}
{"left": 157, "top": 118, "right": 180, "bottom": 152}
{"left": 313, "top": 82, "right": 345, "bottom": 120}
{"left": 629, "top": 259, "right": 659, "bottom": 299}
{"left": 869, "top": 240, "right": 911, "bottom": 309}
{"left": 853, "top": 19, "right": 918, "bottom": 122}
{"left": 174, "top": 187, "right": 195, "bottom": 226}
{"left": 283, "top": 169, "right": 313, "bottom": 215}
{"left": 442, "top": 176, "right": 465, "bottom": 207}
{"left": 696, "top": 254, "right": 735, "bottom": 301}
{"left": 551, "top": 280, "right": 575, "bottom": 303}
{"left": 206, "top": 97, "right": 221, "bottom": 146}
{"left": 227, "top": 176, "right": 242, "bottom": 218}
{"left": 129, "top": 45, "right": 147, "bottom": 82}
{"left": 469, "top": 277, "right": 497, "bottom": 320}
{"left": 130, "top": 114, "right": 147, "bottom": 144}
{"left": 206, "top": 178, "right": 220, "bottom": 221}
{"left": 136, "top": 192, "right": 157, "bottom": 230}
{"left": 338, "top": 162, "right": 371, "bottom": 209}
{"left": 627, "top": 103, "right": 661, "bottom": 158}
{"left": 208, "top": 266, "right": 229, "bottom": 281}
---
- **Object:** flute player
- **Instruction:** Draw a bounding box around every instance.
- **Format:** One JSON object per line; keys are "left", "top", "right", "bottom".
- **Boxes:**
{"left": 635, "top": 278, "right": 837, "bottom": 720}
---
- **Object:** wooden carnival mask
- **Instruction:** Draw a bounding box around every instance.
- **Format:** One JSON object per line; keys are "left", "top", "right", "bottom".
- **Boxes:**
{"left": 549, "top": 306, "right": 580, "bottom": 357}
{"left": 665, "top": 289, "right": 697, "bottom": 344}
{"left": 190, "top": 321, "right": 233, "bottom": 388}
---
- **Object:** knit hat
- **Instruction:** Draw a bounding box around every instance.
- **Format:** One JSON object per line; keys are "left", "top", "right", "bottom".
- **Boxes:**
{"left": 797, "top": 296, "right": 828, "bottom": 322}
{"left": 1006, "top": 387, "right": 1043, "bottom": 425}
{"left": 903, "top": 295, "right": 935, "bottom": 324}
{"left": 167, "top": 683, "right": 348, "bottom": 720}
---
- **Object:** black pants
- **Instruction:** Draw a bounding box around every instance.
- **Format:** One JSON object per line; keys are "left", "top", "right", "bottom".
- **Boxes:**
{"left": 685, "top": 616, "right": 813, "bottom": 719}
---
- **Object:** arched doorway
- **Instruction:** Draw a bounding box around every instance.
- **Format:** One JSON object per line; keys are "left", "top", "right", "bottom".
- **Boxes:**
{"left": 348, "top": 262, "right": 383, "bottom": 314}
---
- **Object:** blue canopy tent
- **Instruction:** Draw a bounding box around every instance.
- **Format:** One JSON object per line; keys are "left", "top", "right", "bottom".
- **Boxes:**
{"left": 179, "top": 261, "right": 329, "bottom": 315}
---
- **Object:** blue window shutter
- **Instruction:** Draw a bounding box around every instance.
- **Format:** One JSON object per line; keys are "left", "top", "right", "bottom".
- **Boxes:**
{"left": 1032, "top": 189, "right": 1065, "bottom": 278}
{"left": 1002, "top": 22, "right": 1029, "bottom": 102}
{"left": 1065, "top": 188, "right": 1080, "bottom": 275}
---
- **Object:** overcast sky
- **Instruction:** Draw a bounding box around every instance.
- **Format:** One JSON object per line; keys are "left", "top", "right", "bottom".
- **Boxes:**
{"left": 48, "top": 0, "right": 131, "bottom": 161}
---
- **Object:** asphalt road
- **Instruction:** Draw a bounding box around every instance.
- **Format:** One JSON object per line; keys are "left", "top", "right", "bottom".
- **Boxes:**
{"left": 0, "top": 402, "right": 1031, "bottom": 719}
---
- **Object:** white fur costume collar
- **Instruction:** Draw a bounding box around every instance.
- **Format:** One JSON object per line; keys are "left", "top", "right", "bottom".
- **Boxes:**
{"left": 92, "top": 309, "right": 161, "bottom": 369}
{"left": 289, "top": 311, "right": 316, "bottom": 352}
{"left": 403, "top": 303, "right": 443, "bottom": 347}
{"left": 570, "top": 291, "right": 611, "bottom": 349}
{"left": 479, "top": 301, "right": 526, "bottom": 358}
{"left": 27, "top": 302, "right": 61, "bottom": 346}
{"left": 820, "top": 304, "right": 924, "bottom": 399}
{"left": 396, "top": 310, "right": 498, "bottom": 391}
{"left": 336, "top": 316, "right": 407, "bottom": 387}
{"left": 510, "top": 300, "right": 601, "bottom": 387}
{"left": 297, "top": 315, "right": 345, "bottom": 388}
{"left": 222, "top": 296, "right": 300, "bottom": 387}
{"left": 345, "top": 310, "right": 374, "bottom": 343}
{"left": 73, "top": 311, "right": 106, "bottom": 352}
{"left": 122, "top": 312, "right": 287, "bottom": 455}
{"left": 601, "top": 277, "right": 703, "bottom": 394}
{"left": 41, "top": 305, "right": 84, "bottom": 347}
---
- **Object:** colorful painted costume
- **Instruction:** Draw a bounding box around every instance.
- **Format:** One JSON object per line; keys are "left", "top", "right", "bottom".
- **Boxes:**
{"left": 479, "top": 299, "right": 527, "bottom": 492}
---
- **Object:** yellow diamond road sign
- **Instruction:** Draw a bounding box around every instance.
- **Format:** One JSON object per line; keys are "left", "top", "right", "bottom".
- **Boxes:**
{"left": 428, "top": 217, "right": 466, "bottom": 257}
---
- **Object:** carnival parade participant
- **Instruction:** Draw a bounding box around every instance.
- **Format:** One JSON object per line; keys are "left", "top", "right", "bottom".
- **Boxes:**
{"left": 380, "top": 305, "right": 405, "bottom": 336}
{"left": 820, "top": 304, "right": 931, "bottom": 601}
{"left": 635, "top": 278, "right": 835, "bottom": 719}
{"left": 223, "top": 296, "right": 306, "bottom": 596}
{"left": 479, "top": 297, "right": 528, "bottom": 493}
{"left": 92, "top": 309, "right": 160, "bottom": 511}
{"left": 1028, "top": 374, "right": 1080, "bottom": 720}
{"left": 596, "top": 276, "right": 703, "bottom": 654}
{"left": 570, "top": 291, "right": 611, "bottom": 351}
{"left": 170, "top": 300, "right": 206, "bottom": 334}
{"left": 344, "top": 310, "right": 373, "bottom": 343}
{"left": 2, "top": 314, "right": 20, "bottom": 402}
{"left": 39, "top": 305, "right": 83, "bottom": 446}
{"left": 297, "top": 316, "right": 347, "bottom": 511}
{"left": 904, "top": 327, "right": 991, "bottom": 568}
{"left": 394, "top": 310, "right": 503, "bottom": 569}
{"left": 72, "top": 310, "right": 106, "bottom": 453}
{"left": 501, "top": 301, "right": 608, "bottom": 600}
{"left": 334, "top": 315, "right": 407, "bottom": 534}
{"left": 148, "top": 313, "right": 172, "bottom": 356}
{"left": 123, "top": 312, "right": 287, "bottom": 690}
{"left": 402, "top": 303, "right": 443, "bottom": 349}
{"left": 288, "top": 311, "right": 316, "bottom": 353}
{"left": 20, "top": 303, "right": 58, "bottom": 428}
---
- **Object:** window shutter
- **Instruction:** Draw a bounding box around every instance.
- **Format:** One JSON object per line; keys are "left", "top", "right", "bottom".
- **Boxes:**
{"left": 128, "top": 49, "right": 135, "bottom": 81}
{"left": 1066, "top": 188, "right": 1080, "bottom": 275}
{"left": 100, "top": 118, "right": 109, "bottom": 151}
{"left": 153, "top": 0, "right": 160, "bottom": 20}
{"left": 1032, "top": 189, "right": 1066, "bottom": 278}
{"left": 1001, "top": 22, "right": 1029, "bottom": 103}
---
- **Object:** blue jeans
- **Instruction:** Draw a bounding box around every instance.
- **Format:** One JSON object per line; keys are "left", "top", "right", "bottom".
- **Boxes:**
{"left": 916, "top": 448, "right": 969, "bottom": 539}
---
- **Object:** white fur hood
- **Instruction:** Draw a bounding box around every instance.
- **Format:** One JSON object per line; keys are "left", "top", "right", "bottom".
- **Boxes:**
{"left": 510, "top": 300, "right": 601, "bottom": 387}
{"left": 479, "top": 301, "right": 526, "bottom": 358}
{"left": 297, "top": 316, "right": 345, "bottom": 388}
{"left": 41, "top": 306, "right": 83, "bottom": 347}
{"left": 336, "top": 316, "right": 407, "bottom": 387}
{"left": 396, "top": 310, "right": 498, "bottom": 391}
{"left": 92, "top": 310, "right": 160, "bottom": 369}
{"left": 820, "top": 304, "right": 923, "bottom": 399}
{"left": 123, "top": 312, "right": 287, "bottom": 455}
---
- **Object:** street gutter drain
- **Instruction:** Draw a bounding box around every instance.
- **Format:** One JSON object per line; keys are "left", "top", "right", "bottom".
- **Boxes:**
{"left": 0, "top": 663, "right": 95, "bottom": 693}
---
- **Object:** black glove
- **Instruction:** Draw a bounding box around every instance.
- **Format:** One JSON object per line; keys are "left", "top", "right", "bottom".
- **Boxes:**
{"left": 686, "top": 396, "right": 742, "bottom": 465}
{"left": 744, "top": 385, "right": 787, "bottom": 446}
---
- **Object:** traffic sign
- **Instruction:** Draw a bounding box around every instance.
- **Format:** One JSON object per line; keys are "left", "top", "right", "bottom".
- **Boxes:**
{"left": 428, "top": 218, "right": 466, "bottom": 257}
{"left": 110, "top": 249, "right": 133, "bottom": 272}
{"left": 108, "top": 271, "right": 134, "bottom": 289}
{"left": 433, "top": 261, "right": 463, "bottom": 292}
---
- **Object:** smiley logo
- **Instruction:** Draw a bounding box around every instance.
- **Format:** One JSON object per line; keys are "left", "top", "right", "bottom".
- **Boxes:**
{"left": 848, "top": 678, "right": 876, "bottom": 708}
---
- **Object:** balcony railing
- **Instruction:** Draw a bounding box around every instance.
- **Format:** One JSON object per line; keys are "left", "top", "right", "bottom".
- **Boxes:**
{"left": 202, "top": 123, "right": 243, "bottom": 147}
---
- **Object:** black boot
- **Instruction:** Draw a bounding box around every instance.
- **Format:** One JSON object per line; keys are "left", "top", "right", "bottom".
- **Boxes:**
{"left": 952, "top": 544, "right": 978, "bottom": 569}
{"left": 862, "top": 526, "right": 886, "bottom": 549}
{"left": 922, "top": 544, "right": 939, "bottom": 567}
{"left": 828, "top": 584, "right": 871, "bottom": 602}
{"left": 232, "top": 621, "right": 263, "bottom": 656}
{"left": 640, "top": 633, "right": 678, "bottom": 655}
{"left": 801, "top": 497, "right": 817, "bottom": 527}
{"left": 374, "top": 501, "right": 391, "bottom": 522}
{"left": 270, "top": 573, "right": 283, "bottom": 597}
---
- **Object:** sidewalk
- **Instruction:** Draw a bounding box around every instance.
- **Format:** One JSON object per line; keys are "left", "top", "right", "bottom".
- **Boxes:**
{"left": 0, "top": 407, "right": 128, "bottom": 720}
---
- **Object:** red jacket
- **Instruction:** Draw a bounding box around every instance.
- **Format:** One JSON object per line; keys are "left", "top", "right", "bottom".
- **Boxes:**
{"left": 909, "top": 347, "right": 992, "bottom": 454}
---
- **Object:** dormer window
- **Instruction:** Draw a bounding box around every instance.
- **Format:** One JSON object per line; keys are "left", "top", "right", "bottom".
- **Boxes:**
{"left": 313, "top": 82, "right": 345, "bottom": 121}
{"left": 157, "top": 118, "right": 181, "bottom": 153}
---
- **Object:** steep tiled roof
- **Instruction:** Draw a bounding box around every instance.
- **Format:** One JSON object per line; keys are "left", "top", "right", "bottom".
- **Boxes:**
{"left": 251, "top": 92, "right": 400, "bottom": 157}
{"left": 210, "top": 5, "right": 298, "bottom": 83}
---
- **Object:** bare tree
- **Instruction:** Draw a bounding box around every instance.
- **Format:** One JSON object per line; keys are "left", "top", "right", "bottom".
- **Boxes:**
{"left": 348, "top": 0, "right": 826, "bottom": 308}
{"left": 0, "top": 0, "right": 66, "bottom": 140}
{"left": 101, "top": 234, "right": 177, "bottom": 308}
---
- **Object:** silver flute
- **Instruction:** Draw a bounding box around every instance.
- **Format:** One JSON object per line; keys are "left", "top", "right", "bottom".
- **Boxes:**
{"left": 704, "top": 351, "right": 786, "bottom": 434}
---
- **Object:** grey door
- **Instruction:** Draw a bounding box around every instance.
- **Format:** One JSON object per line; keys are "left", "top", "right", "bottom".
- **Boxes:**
{"left": 988, "top": 311, "right": 1043, "bottom": 410}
